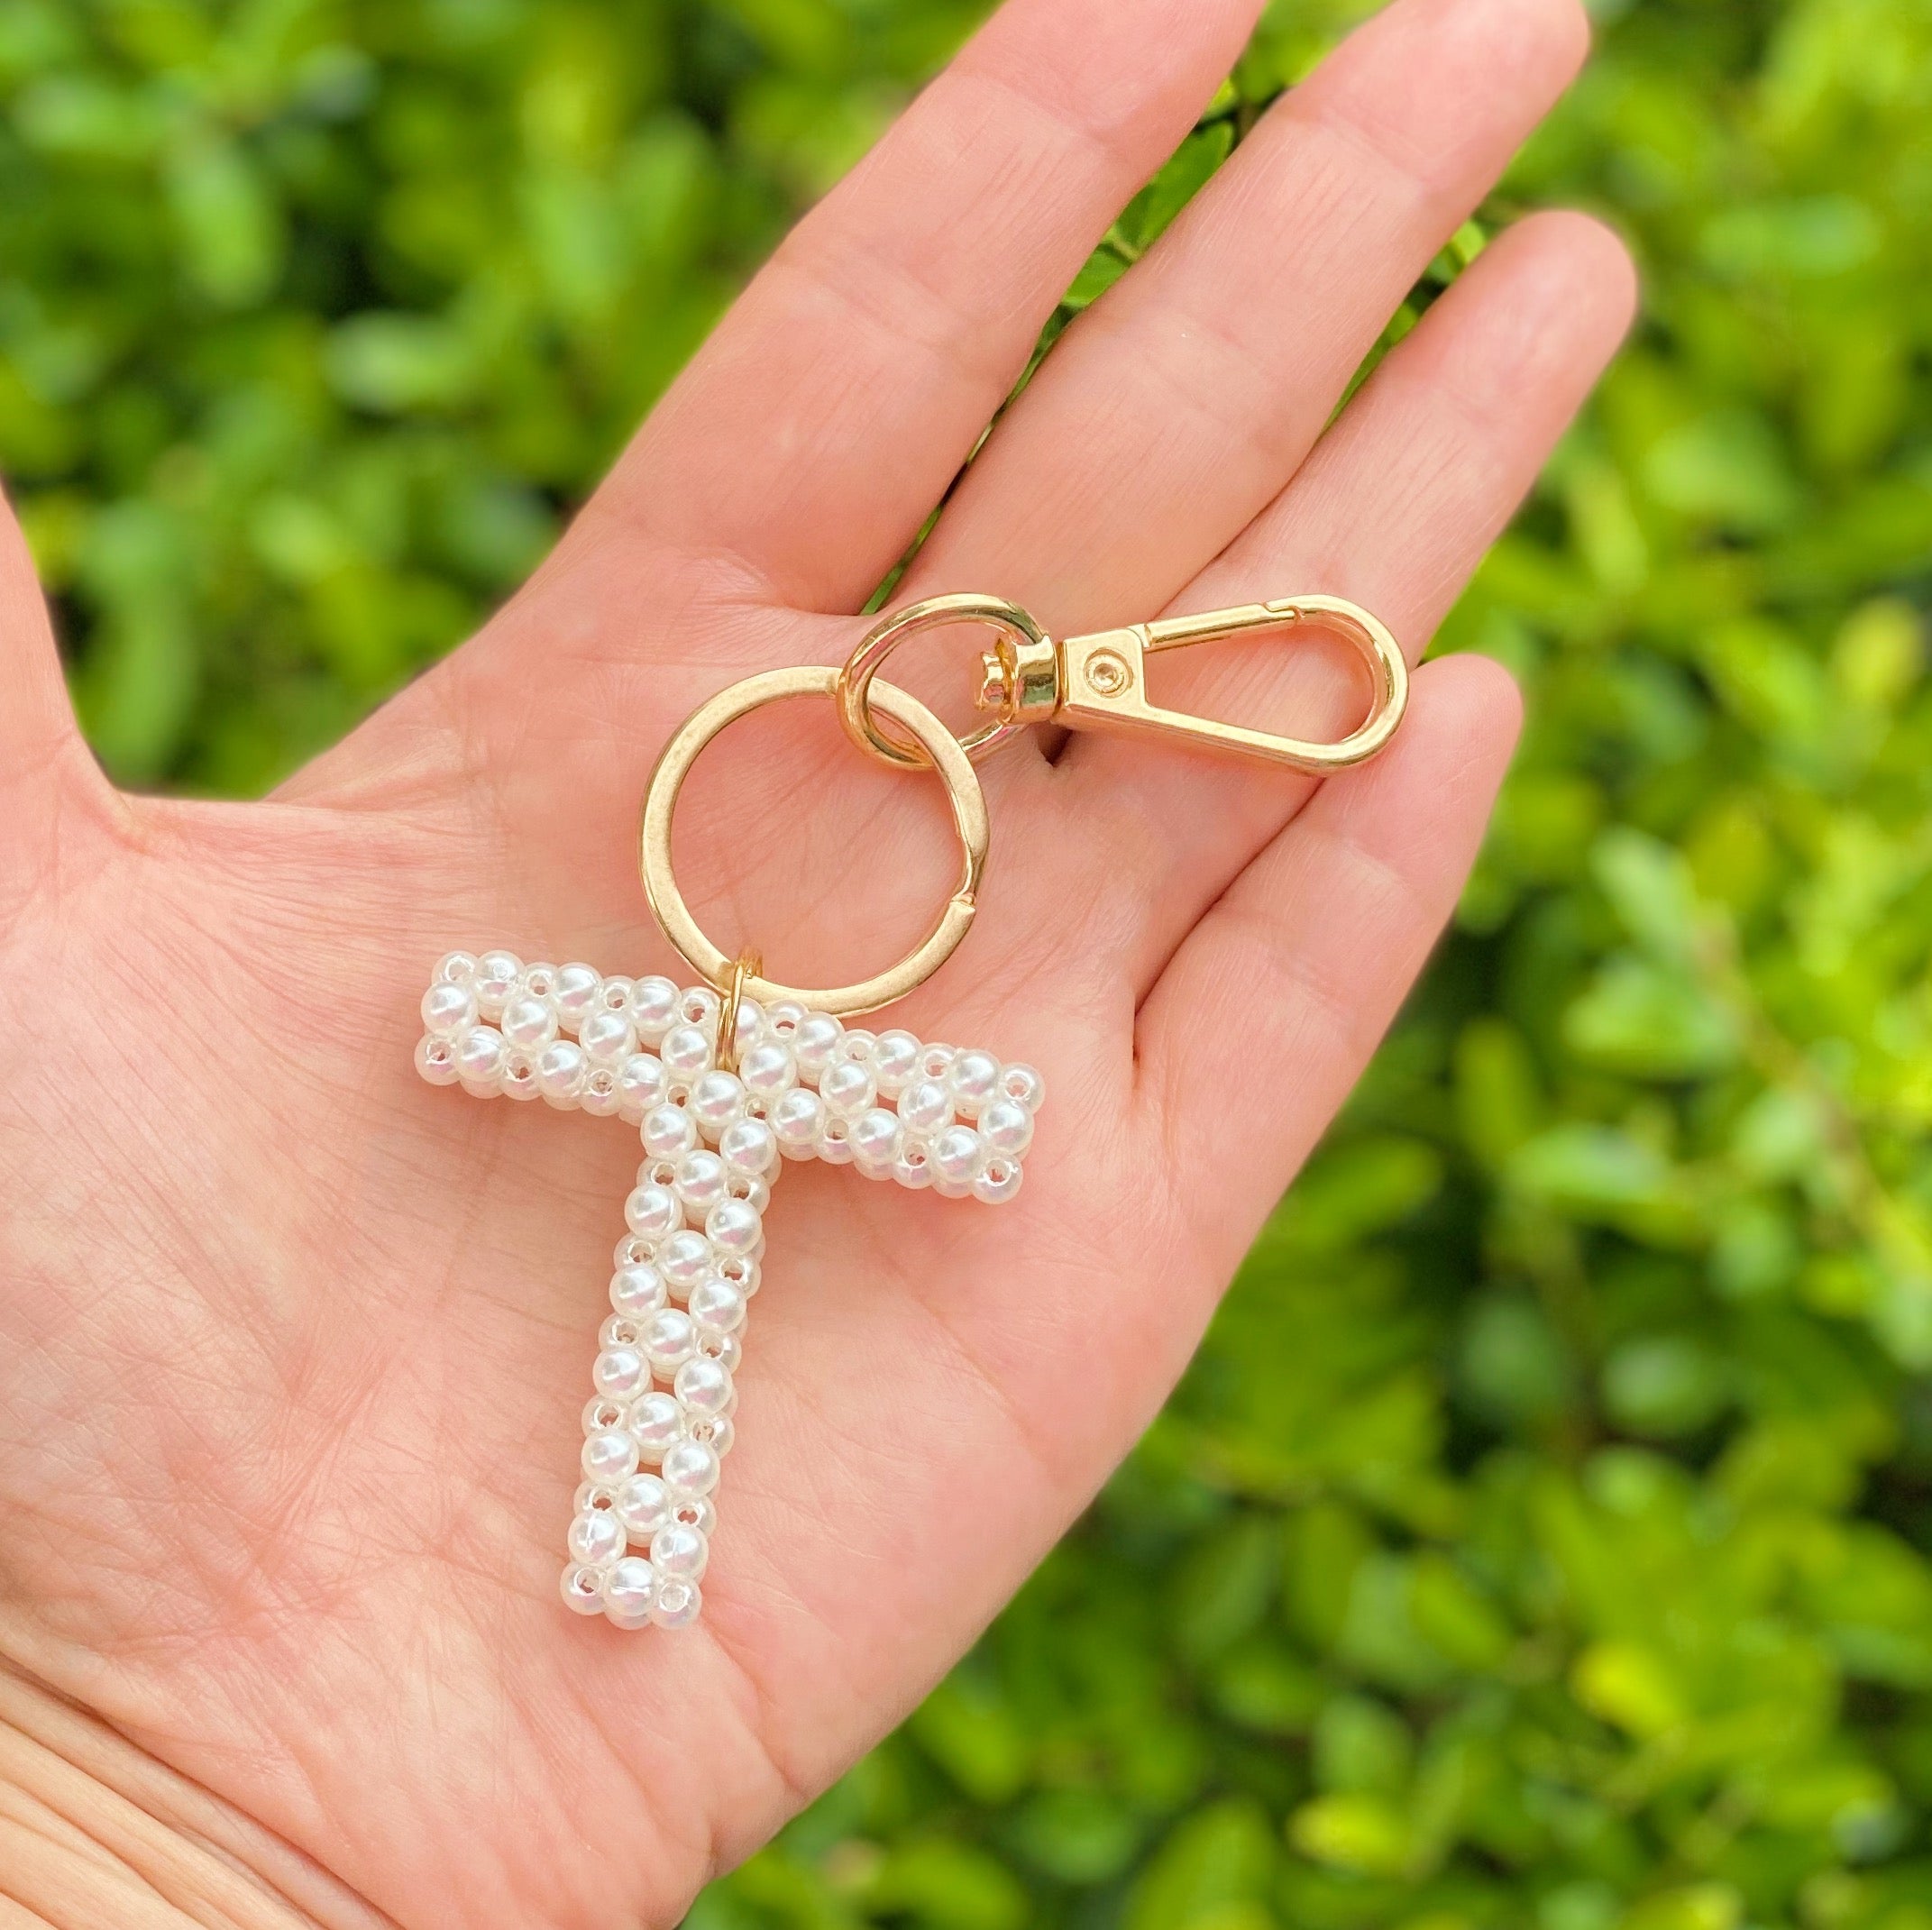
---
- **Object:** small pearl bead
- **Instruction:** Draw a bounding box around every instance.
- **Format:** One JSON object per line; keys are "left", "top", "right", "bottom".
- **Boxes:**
{"left": 435, "top": 950, "right": 479, "bottom": 985}
{"left": 819, "top": 1059, "right": 876, "bottom": 1118}
{"left": 838, "top": 1028, "right": 877, "bottom": 1064}
{"left": 978, "top": 1097, "right": 1035, "bottom": 1158}
{"left": 579, "top": 1010, "right": 636, "bottom": 1066}
{"left": 561, "top": 1564, "right": 606, "bottom": 1615}
{"left": 765, "top": 1000, "right": 807, "bottom": 1038}
{"left": 673, "top": 1494, "right": 719, "bottom": 1536}
{"left": 597, "top": 975, "right": 634, "bottom": 1016}
{"left": 657, "top": 1230, "right": 713, "bottom": 1294}
{"left": 920, "top": 1043, "right": 957, "bottom": 1080}
{"left": 642, "top": 1307, "right": 697, "bottom": 1373}
{"left": 455, "top": 1026, "right": 507, "bottom": 1089}
{"left": 611, "top": 1265, "right": 668, "bottom": 1318}
{"left": 614, "top": 1473, "right": 672, "bottom": 1538}
{"left": 627, "top": 977, "right": 681, "bottom": 1043}
{"left": 873, "top": 1029, "right": 921, "bottom": 1095}
{"left": 893, "top": 1137, "right": 934, "bottom": 1190}
{"left": 581, "top": 1428, "right": 639, "bottom": 1484}
{"left": 793, "top": 1012, "right": 844, "bottom": 1078}
{"left": 898, "top": 1078, "right": 952, "bottom": 1134}
{"left": 733, "top": 1175, "right": 772, "bottom": 1213}
{"left": 625, "top": 1185, "right": 682, "bottom": 1240}
{"left": 771, "top": 1086, "right": 825, "bottom": 1158}
{"left": 573, "top": 1481, "right": 613, "bottom": 1514}
{"left": 473, "top": 950, "right": 521, "bottom": 1017}
{"left": 581, "top": 1067, "right": 623, "bottom": 1116}
{"left": 553, "top": 963, "right": 603, "bottom": 1029}
{"left": 738, "top": 1040, "right": 796, "bottom": 1102}
{"left": 931, "top": 1124, "right": 985, "bottom": 1187}
{"left": 421, "top": 981, "right": 478, "bottom": 1038}
{"left": 567, "top": 1508, "right": 626, "bottom": 1568}
{"left": 719, "top": 1255, "right": 759, "bottom": 1299}
{"left": 536, "top": 1038, "right": 587, "bottom": 1104}
{"left": 500, "top": 993, "right": 557, "bottom": 1049}
{"left": 628, "top": 1391, "right": 684, "bottom": 1460}
{"left": 642, "top": 1103, "right": 699, "bottom": 1160}
{"left": 602, "top": 1556, "right": 658, "bottom": 1629}
{"left": 701, "top": 1331, "right": 744, "bottom": 1375}
{"left": 999, "top": 1063, "right": 1047, "bottom": 1111}
{"left": 583, "top": 1395, "right": 627, "bottom": 1434}
{"left": 673, "top": 1150, "right": 729, "bottom": 1212}
{"left": 694, "top": 1412, "right": 736, "bottom": 1457}
{"left": 678, "top": 985, "right": 721, "bottom": 1029}
{"left": 947, "top": 1049, "right": 1001, "bottom": 1118}
{"left": 706, "top": 1199, "right": 762, "bottom": 1256}
{"left": 817, "top": 1116, "right": 854, "bottom": 1164}
{"left": 617, "top": 1053, "right": 669, "bottom": 1120}
{"left": 599, "top": 1313, "right": 639, "bottom": 1350}
{"left": 651, "top": 1577, "right": 702, "bottom": 1629}
{"left": 499, "top": 1048, "right": 540, "bottom": 1099}
{"left": 614, "top": 1233, "right": 650, "bottom": 1269}
{"left": 973, "top": 1157, "right": 1024, "bottom": 1205}
{"left": 719, "top": 1117, "right": 777, "bottom": 1176}
{"left": 416, "top": 1035, "right": 459, "bottom": 1084}
{"left": 848, "top": 1107, "right": 903, "bottom": 1171}
{"left": 661, "top": 1437, "right": 721, "bottom": 1498}
{"left": 593, "top": 1346, "right": 650, "bottom": 1402}
{"left": 689, "top": 1071, "right": 746, "bottom": 1137}
{"left": 660, "top": 1023, "right": 713, "bottom": 1078}
{"left": 688, "top": 1276, "right": 746, "bottom": 1334}
{"left": 673, "top": 1358, "right": 733, "bottom": 1422}
{"left": 518, "top": 962, "right": 558, "bottom": 1001}
{"left": 650, "top": 1522, "right": 709, "bottom": 1581}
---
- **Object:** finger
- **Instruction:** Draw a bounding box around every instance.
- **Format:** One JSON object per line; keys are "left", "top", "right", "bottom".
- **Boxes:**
{"left": 572, "top": 0, "right": 1265, "bottom": 614}
{"left": 1134, "top": 653, "right": 1520, "bottom": 1282}
{"left": 1058, "top": 210, "right": 1635, "bottom": 988}
{"left": 902, "top": 0, "right": 1591, "bottom": 631}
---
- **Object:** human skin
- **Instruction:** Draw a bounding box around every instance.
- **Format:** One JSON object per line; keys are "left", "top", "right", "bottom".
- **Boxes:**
{"left": 0, "top": 0, "right": 1636, "bottom": 1924}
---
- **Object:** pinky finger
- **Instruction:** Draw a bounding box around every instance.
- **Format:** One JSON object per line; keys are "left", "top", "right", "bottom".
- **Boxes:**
{"left": 1133, "top": 654, "right": 1520, "bottom": 1278}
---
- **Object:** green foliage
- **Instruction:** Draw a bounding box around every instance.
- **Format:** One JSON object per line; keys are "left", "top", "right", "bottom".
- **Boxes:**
{"left": 14, "top": 0, "right": 1932, "bottom": 1925}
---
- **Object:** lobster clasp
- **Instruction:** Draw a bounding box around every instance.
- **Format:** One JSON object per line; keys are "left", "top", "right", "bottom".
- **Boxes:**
{"left": 976, "top": 595, "right": 1408, "bottom": 773}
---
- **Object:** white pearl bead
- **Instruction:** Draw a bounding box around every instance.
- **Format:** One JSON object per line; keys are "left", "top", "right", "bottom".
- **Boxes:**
{"left": 718, "top": 1255, "right": 759, "bottom": 1300}
{"left": 560, "top": 1563, "right": 606, "bottom": 1615}
{"left": 660, "top": 1023, "right": 713, "bottom": 1078}
{"left": 688, "top": 1276, "right": 746, "bottom": 1334}
{"left": 599, "top": 1313, "right": 640, "bottom": 1350}
{"left": 472, "top": 950, "right": 521, "bottom": 1017}
{"left": 614, "top": 1473, "right": 672, "bottom": 1539}
{"left": 998, "top": 1062, "right": 1047, "bottom": 1111}
{"left": 602, "top": 1556, "right": 658, "bottom": 1629}
{"left": 793, "top": 1012, "right": 844, "bottom": 1078}
{"left": 673, "top": 1358, "right": 733, "bottom": 1422}
{"left": 678, "top": 985, "right": 721, "bottom": 1029}
{"left": 435, "top": 949, "right": 479, "bottom": 985}
{"left": 673, "top": 1149, "right": 728, "bottom": 1212}
{"left": 719, "top": 1116, "right": 777, "bottom": 1176}
{"left": 642, "top": 1103, "right": 699, "bottom": 1160}
{"left": 421, "top": 981, "right": 478, "bottom": 1038}
{"left": 642, "top": 1307, "right": 697, "bottom": 1373}
{"left": 455, "top": 1026, "right": 507, "bottom": 1090}
{"left": 567, "top": 1507, "right": 626, "bottom": 1568}
{"left": 617, "top": 1053, "right": 669, "bottom": 1120}
{"left": 772, "top": 1085, "right": 825, "bottom": 1157}
{"left": 593, "top": 1346, "right": 650, "bottom": 1402}
{"left": 729, "top": 997, "right": 764, "bottom": 1065}
{"left": 931, "top": 1124, "right": 985, "bottom": 1188}
{"left": 650, "top": 1577, "right": 702, "bottom": 1629}
{"left": 650, "top": 1522, "right": 709, "bottom": 1581}
{"left": 893, "top": 1137, "right": 934, "bottom": 1189}
{"left": 693, "top": 1412, "right": 735, "bottom": 1457}
{"left": 673, "top": 1494, "right": 719, "bottom": 1536}
{"left": 553, "top": 963, "right": 603, "bottom": 1029}
{"left": 978, "top": 1097, "right": 1035, "bottom": 1157}
{"left": 415, "top": 1035, "right": 460, "bottom": 1085}
{"left": 628, "top": 1391, "right": 684, "bottom": 1460}
{"left": 518, "top": 962, "right": 558, "bottom": 1002}
{"left": 735, "top": 1175, "right": 772, "bottom": 1213}
{"left": 764, "top": 1000, "right": 807, "bottom": 1038}
{"left": 573, "top": 1481, "right": 614, "bottom": 1514}
{"left": 500, "top": 993, "right": 558, "bottom": 1049}
{"left": 627, "top": 976, "right": 681, "bottom": 1043}
{"left": 947, "top": 1048, "right": 1002, "bottom": 1118}
{"left": 614, "top": 1234, "right": 651, "bottom": 1269}
{"left": 657, "top": 1230, "right": 713, "bottom": 1294}
{"left": 661, "top": 1435, "right": 722, "bottom": 1496}
{"left": 581, "top": 1066, "right": 623, "bottom": 1116}
{"left": 705, "top": 1198, "right": 762, "bottom": 1256}
{"left": 690, "top": 1070, "right": 746, "bottom": 1137}
{"left": 625, "top": 1184, "right": 682, "bottom": 1240}
{"left": 848, "top": 1107, "right": 903, "bottom": 1171}
{"left": 700, "top": 1331, "right": 744, "bottom": 1376}
{"left": 919, "top": 1043, "right": 957, "bottom": 1080}
{"left": 816, "top": 1116, "right": 854, "bottom": 1164}
{"left": 819, "top": 1058, "right": 877, "bottom": 1118}
{"left": 499, "top": 1048, "right": 540, "bottom": 1099}
{"left": 578, "top": 1010, "right": 636, "bottom": 1066}
{"left": 738, "top": 1039, "right": 796, "bottom": 1101}
{"left": 898, "top": 1078, "right": 952, "bottom": 1134}
{"left": 610, "top": 1264, "right": 668, "bottom": 1318}
{"left": 595, "top": 974, "right": 634, "bottom": 1016}
{"left": 872, "top": 1029, "right": 921, "bottom": 1095}
{"left": 536, "top": 1038, "right": 587, "bottom": 1104}
{"left": 973, "top": 1157, "right": 1024, "bottom": 1205}
{"left": 583, "top": 1395, "right": 627, "bottom": 1434}
{"left": 838, "top": 1028, "right": 877, "bottom": 1064}
{"left": 581, "top": 1429, "right": 639, "bottom": 1484}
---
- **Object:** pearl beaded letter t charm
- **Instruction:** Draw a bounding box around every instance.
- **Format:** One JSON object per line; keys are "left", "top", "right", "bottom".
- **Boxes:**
{"left": 416, "top": 949, "right": 1041, "bottom": 1631}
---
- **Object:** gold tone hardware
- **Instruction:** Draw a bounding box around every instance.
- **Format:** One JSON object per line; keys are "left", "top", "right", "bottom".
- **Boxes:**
{"left": 641, "top": 665, "right": 989, "bottom": 1018}
{"left": 717, "top": 948, "right": 762, "bottom": 1075}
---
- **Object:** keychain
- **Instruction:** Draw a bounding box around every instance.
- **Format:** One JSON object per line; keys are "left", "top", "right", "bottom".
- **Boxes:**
{"left": 414, "top": 592, "right": 1407, "bottom": 1630}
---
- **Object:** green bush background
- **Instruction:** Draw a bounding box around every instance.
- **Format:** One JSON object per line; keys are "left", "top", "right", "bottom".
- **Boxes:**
{"left": 8, "top": 0, "right": 1932, "bottom": 1924}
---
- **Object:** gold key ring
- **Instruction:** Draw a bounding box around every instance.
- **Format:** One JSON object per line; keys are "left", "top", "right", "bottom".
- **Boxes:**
{"left": 640, "top": 664, "right": 989, "bottom": 1018}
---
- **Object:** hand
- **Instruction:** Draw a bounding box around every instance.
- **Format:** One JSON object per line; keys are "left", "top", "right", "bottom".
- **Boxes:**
{"left": 0, "top": 0, "right": 1633, "bottom": 1923}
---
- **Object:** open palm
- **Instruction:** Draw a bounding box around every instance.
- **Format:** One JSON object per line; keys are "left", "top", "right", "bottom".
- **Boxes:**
{"left": 0, "top": 0, "right": 1633, "bottom": 1924}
